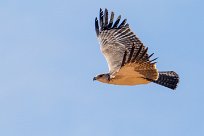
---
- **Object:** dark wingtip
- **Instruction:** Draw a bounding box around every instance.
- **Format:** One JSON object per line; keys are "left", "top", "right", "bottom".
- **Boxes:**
{"left": 118, "top": 19, "right": 127, "bottom": 28}
{"left": 96, "top": 8, "right": 128, "bottom": 37}
{"left": 150, "top": 57, "right": 158, "bottom": 63}
{"left": 104, "top": 8, "right": 108, "bottom": 29}
{"left": 99, "top": 8, "right": 104, "bottom": 30}
{"left": 95, "top": 17, "right": 99, "bottom": 36}
{"left": 112, "top": 15, "right": 121, "bottom": 28}
{"left": 148, "top": 53, "right": 154, "bottom": 60}
{"left": 108, "top": 11, "right": 114, "bottom": 29}
{"left": 100, "top": 8, "right": 102, "bottom": 13}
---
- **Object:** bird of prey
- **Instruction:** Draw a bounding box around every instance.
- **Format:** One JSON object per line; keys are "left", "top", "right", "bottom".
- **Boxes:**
{"left": 93, "top": 8, "right": 179, "bottom": 90}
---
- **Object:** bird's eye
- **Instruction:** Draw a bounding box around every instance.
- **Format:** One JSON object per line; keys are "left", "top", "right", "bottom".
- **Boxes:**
{"left": 99, "top": 75, "right": 103, "bottom": 77}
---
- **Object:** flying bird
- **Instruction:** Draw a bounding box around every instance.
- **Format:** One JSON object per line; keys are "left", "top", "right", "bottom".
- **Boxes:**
{"left": 93, "top": 8, "right": 179, "bottom": 90}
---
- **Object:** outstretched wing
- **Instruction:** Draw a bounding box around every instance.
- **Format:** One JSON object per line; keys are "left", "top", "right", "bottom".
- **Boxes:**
{"left": 118, "top": 43, "right": 158, "bottom": 81}
{"left": 95, "top": 8, "right": 158, "bottom": 80}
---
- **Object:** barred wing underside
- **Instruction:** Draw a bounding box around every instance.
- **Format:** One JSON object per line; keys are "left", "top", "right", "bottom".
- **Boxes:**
{"left": 95, "top": 8, "right": 158, "bottom": 81}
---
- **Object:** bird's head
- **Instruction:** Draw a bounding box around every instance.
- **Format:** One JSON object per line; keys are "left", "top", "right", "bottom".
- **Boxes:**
{"left": 93, "top": 74, "right": 110, "bottom": 83}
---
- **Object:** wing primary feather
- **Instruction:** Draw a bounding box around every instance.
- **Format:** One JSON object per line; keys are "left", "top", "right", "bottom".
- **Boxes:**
{"left": 100, "top": 8, "right": 104, "bottom": 30}
{"left": 118, "top": 19, "right": 127, "bottom": 28}
{"left": 127, "top": 44, "right": 135, "bottom": 63}
{"left": 138, "top": 47, "right": 148, "bottom": 62}
{"left": 104, "top": 8, "right": 108, "bottom": 29}
{"left": 147, "top": 53, "right": 154, "bottom": 60}
{"left": 149, "top": 57, "right": 158, "bottom": 63}
{"left": 132, "top": 44, "right": 143, "bottom": 62}
{"left": 121, "top": 51, "right": 127, "bottom": 67}
{"left": 125, "top": 23, "right": 129, "bottom": 27}
{"left": 95, "top": 17, "right": 99, "bottom": 37}
{"left": 108, "top": 12, "right": 114, "bottom": 29}
{"left": 112, "top": 15, "right": 121, "bottom": 28}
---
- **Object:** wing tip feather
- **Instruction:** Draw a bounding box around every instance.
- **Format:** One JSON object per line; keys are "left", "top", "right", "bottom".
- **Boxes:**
{"left": 96, "top": 8, "right": 128, "bottom": 34}
{"left": 95, "top": 17, "right": 99, "bottom": 36}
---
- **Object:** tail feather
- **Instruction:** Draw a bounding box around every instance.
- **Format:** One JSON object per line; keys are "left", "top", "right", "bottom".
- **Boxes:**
{"left": 151, "top": 71, "right": 179, "bottom": 90}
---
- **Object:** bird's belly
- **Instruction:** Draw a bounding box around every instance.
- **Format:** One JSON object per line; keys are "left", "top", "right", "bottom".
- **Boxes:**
{"left": 109, "top": 66, "right": 151, "bottom": 86}
{"left": 109, "top": 76, "right": 150, "bottom": 85}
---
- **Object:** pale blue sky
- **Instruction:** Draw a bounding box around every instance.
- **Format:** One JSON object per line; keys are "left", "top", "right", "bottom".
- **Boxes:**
{"left": 0, "top": 0, "right": 204, "bottom": 136}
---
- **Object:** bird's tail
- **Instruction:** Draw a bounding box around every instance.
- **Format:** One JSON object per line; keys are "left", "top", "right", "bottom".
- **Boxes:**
{"left": 151, "top": 71, "right": 179, "bottom": 90}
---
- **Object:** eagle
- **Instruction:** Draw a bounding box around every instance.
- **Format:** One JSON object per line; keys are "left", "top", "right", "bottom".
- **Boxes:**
{"left": 93, "top": 8, "right": 179, "bottom": 90}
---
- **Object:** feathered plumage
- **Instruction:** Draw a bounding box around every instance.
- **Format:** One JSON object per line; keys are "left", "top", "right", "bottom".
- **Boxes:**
{"left": 94, "top": 8, "right": 179, "bottom": 90}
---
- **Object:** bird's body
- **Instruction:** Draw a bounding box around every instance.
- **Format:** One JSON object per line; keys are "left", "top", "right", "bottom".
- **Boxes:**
{"left": 100, "top": 65, "right": 151, "bottom": 85}
{"left": 93, "top": 8, "right": 179, "bottom": 90}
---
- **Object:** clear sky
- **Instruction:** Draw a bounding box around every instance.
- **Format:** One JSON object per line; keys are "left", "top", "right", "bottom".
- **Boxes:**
{"left": 0, "top": 0, "right": 204, "bottom": 136}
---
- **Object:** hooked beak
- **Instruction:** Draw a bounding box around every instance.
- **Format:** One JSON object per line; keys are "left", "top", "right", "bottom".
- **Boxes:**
{"left": 93, "top": 77, "right": 97, "bottom": 81}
